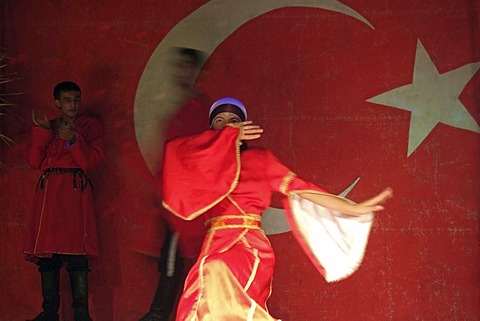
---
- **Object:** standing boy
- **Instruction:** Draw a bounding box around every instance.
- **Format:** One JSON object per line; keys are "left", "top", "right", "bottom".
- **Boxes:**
{"left": 24, "top": 81, "right": 104, "bottom": 321}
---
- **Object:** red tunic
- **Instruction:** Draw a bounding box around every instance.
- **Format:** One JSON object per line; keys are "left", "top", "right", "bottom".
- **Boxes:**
{"left": 163, "top": 126, "right": 375, "bottom": 320}
{"left": 24, "top": 116, "right": 104, "bottom": 260}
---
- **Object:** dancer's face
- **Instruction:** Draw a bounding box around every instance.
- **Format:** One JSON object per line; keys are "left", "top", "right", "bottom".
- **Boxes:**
{"left": 211, "top": 112, "right": 242, "bottom": 130}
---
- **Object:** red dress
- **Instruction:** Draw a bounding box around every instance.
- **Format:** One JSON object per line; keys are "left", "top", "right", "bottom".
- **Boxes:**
{"left": 24, "top": 116, "right": 104, "bottom": 260}
{"left": 163, "top": 125, "right": 374, "bottom": 320}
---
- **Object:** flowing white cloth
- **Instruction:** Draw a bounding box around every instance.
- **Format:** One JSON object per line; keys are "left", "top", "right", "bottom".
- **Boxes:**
{"left": 286, "top": 193, "right": 374, "bottom": 282}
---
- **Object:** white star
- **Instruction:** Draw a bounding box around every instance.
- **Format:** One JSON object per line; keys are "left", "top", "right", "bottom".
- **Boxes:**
{"left": 367, "top": 39, "right": 480, "bottom": 157}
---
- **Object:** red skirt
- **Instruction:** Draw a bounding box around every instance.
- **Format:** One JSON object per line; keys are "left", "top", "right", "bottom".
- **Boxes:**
{"left": 176, "top": 216, "right": 279, "bottom": 321}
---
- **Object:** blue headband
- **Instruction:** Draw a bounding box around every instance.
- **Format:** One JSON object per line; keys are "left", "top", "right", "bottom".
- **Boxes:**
{"left": 209, "top": 97, "right": 247, "bottom": 122}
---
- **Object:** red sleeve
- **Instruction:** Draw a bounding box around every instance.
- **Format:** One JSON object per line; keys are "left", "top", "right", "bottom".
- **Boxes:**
{"left": 263, "top": 150, "right": 328, "bottom": 194}
{"left": 263, "top": 151, "right": 372, "bottom": 283}
{"left": 69, "top": 118, "right": 104, "bottom": 170}
{"left": 26, "top": 125, "right": 54, "bottom": 169}
{"left": 162, "top": 125, "right": 243, "bottom": 220}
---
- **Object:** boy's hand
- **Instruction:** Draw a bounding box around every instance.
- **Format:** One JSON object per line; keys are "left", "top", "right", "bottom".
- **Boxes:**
{"left": 32, "top": 110, "right": 50, "bottom": 129}
{"left": 57, "top": 122, "right": 77, "bottom": 142}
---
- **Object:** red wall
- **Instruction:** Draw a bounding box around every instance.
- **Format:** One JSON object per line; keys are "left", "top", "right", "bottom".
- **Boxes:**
{"left": 1, "top": 1, "right": 479, "bottom": 320}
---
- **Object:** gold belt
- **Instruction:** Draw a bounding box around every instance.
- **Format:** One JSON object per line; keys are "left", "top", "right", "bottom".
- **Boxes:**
{"left": 205, "top": 215, "right": 261, "bottom": 232}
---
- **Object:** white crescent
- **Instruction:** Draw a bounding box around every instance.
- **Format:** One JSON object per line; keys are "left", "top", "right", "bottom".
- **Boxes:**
{"left": 133, "top": 1, "right": 374, "bottom": 234}
{"left": 134, "top": 0, "right": 374, "bottom": 174}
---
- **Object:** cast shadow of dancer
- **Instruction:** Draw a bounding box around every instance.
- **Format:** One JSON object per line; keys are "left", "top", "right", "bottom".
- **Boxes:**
{"left": 137, "top": 47, "right": 210, "bottom": 321}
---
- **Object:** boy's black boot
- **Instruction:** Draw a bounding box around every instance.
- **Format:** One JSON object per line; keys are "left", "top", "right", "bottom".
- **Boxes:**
{"left": 27, "top": 270, "right": 60, "bottom": 321}
{"left": 69, "top": 270, "right": 93, "bottom": 321}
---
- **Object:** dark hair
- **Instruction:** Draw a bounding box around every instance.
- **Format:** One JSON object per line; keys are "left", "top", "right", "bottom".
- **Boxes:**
{"left": 209, "top": 104, "right": 246, "bottom": 124}
{"left": 53, "top": 81, "right": 81, "bottom": 100}
{"left": 174, "top": 47, "right": 206, "bottom": 68}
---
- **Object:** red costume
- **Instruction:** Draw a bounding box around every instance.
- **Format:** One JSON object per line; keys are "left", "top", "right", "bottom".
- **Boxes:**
{"left": 24, "top": 116, "right": 104, "bottom": 260}
{"left": 163, "top": 125, "right": 375, "bottom": 320}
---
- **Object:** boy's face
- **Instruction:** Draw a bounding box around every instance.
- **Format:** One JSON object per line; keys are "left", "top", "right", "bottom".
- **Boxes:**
{"left": 55, "top": 90, "right": 81, "bottom": 119}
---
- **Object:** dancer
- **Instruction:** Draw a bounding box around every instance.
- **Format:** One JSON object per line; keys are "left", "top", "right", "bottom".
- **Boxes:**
{"left": 161, "top": 97, "right": 393, "bottom": 320}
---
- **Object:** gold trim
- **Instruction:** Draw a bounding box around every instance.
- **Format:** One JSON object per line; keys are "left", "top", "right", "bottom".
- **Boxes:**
{"left": 289, "top": 189, "right": 356, "bottom": 205}
{"left": 34, "top": 176, "right": 50, "bottom": 253}
{"left": 244, "top": 248, "right": 260, "bottom": 292}
{"left": 227, "top": 195, "right": 247, "bottom": 215}
{"left": 205, "top": 214, "right": 261, "bottom": 225}
{"left": 203, "top": 231, "right": 215, "bottom": 254}
{"left": 191, "top": 254, "right": 209, "bottom": 320}
{"left": 206, "top": 215, "right": 261, "bottom": 232}
{"left": 218, "top": 229, "right": 249, "bottom": 254}
{"left": 247, "top": 300, "right": 256, "bottom": 321}
{"left": 279, "top": 171, "right": 296, "bottom": 195}
{"left": 208, "top": 224, "right": 261, "bottom": 232}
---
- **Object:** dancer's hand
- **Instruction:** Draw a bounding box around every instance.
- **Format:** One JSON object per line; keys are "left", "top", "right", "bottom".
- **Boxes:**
{"left": 348, "top": 188, "right": 394, "bottom": 215}
{"left": 299, "top": 187, "right": 393, "bottom": 217}
{"left": 238, "top": 121, "right": 263, "bottom": 141}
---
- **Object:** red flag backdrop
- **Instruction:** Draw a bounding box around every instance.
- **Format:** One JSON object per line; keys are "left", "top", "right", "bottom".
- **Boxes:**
{"left": 0, "top": 1, "right": 479, "bottom": 320}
